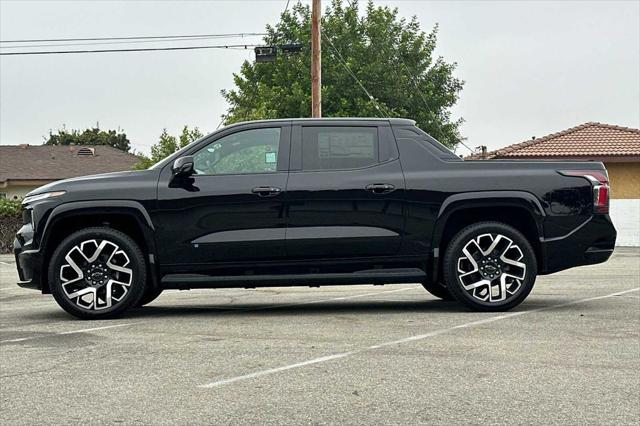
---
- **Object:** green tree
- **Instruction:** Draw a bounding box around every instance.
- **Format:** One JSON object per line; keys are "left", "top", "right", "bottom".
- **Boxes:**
{"left": 134, "top": 126, "right": 204, "bottom": 170}
{"left": 44, "top": 126, "right": 131, "bottom": 152}
{"left": 222, "top": 0, "right": 464, "bottom": 147}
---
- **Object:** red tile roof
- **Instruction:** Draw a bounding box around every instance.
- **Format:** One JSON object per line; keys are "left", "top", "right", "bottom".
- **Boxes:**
{"left": 468, "top": 122, "right": 640, "bottom": 160}
{"left": 0, "top": 144, "right": 140, "bottom": 183}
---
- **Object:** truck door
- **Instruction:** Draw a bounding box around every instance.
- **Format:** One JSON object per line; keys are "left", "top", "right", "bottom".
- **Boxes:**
{"left": 284, "top": 122, "right": 405, "bottom": 259}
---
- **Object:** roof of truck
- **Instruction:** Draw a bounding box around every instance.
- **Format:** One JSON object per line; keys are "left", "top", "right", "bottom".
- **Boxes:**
{"left": 227, "top": 117, "right": 416, "bottom": 126}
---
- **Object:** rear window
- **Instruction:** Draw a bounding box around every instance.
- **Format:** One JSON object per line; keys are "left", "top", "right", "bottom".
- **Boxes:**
{"left": 302, "top": 127, "right": 379, "bottom": 171}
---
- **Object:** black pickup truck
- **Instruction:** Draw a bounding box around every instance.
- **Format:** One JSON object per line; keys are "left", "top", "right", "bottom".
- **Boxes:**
{"left": 14, "top": 118, "right": 616, "bottom": 319}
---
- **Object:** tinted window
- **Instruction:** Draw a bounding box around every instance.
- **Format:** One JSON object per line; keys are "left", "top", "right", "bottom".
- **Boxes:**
{"left": 193, "top": 128, "right": 280, "bottom": 175}
{"left": 302, "top": 127, "right": 378, "bottom": 171}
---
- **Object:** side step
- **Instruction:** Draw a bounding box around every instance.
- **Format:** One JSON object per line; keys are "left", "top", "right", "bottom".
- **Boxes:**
{"left": 161, "top": 268, "right": 426, "bottom": 289}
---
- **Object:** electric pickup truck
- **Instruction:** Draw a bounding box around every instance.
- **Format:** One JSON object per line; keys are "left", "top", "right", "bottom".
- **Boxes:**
{"left": 14, "top": 118, "right": 616, "bottom": 319}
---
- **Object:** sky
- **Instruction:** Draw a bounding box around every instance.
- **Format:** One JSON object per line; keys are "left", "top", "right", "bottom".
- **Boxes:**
{"left": 1, "top": 0, "right": 639, "bottom": 155}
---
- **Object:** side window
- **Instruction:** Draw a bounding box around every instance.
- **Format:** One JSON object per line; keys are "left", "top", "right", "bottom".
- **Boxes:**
{"left": 193, "top": 128, "right": 281, "bottom": 175}
{"left": 301, "top": 127, "right": 379, "bottom": 171}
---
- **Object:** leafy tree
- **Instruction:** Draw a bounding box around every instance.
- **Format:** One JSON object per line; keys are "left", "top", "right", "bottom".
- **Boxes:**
{"left": 222, "top": 0, "right": 464, "bottom": 147}
{"left": 44, "top": 126, "right": 131, "bottom": 152}
{"left": 134, "top": 126, "right": 204, "bottom": 170}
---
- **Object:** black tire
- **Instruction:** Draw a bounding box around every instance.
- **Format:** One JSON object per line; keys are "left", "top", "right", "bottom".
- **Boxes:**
{"left": 443, "top": 221, "right": 537, "bottom": 312}
{"left": 421, "top": 281, "right": 455, "bottom": 301}
{"left": 137, "top": 286, "right": 163, "bottom": 307}
{"left": 48, "top": 227, "right": 147, "bottom": 319}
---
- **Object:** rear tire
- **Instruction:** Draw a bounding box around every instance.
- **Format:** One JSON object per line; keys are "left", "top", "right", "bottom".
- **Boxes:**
{"left": 48, "top": 227, "right": 147, "bottom": 320}
{"left": 443, "top": 221, "right": 537, "bottom": 312}
{"left": 421, "top": 281, "right": 454, "bottom": 301}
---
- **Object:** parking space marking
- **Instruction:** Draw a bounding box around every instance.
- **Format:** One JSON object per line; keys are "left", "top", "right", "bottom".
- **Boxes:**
{"left": 199, "top": 287, "right": 640, "bottom": 389}
{"left": 0, "top": 323, "right": 135, "bottom": 344}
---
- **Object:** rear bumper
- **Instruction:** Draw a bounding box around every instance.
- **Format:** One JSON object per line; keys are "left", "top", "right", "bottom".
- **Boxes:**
{"left": 13, "top": 223, "right": 44, "bottom": 291}
{"left": 540, "top": 214, "right": 616, "bottom": 274}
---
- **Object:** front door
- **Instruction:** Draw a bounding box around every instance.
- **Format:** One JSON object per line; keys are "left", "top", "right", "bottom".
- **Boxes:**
{"left": 154, "top": 124, "right": 290, "bottom": 268}
{"left": 285, "top": 122, "right": 405, "bottom": 259}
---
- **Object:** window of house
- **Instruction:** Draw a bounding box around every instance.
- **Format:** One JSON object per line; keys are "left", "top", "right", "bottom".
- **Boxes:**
{"left": 193, "top": 128, "right": 281, "bottom": 175}
{"left": 302, "top": 127, "right": 379, "bottom": 171}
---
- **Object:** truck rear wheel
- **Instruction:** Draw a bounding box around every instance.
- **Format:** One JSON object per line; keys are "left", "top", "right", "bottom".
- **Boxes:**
{"left": 421, "top": 281, "right": 454, "bottom": 301}
{"left": 443, "top": 221, "right": 537, "bottom": 312}
{"left": 48, "top": 227, "right": 147, "bottom": 319}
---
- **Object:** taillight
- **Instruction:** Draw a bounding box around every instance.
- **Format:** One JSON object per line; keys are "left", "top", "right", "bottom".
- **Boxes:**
{"left": 560, "top": 170, "right": 610, "bottom": 214}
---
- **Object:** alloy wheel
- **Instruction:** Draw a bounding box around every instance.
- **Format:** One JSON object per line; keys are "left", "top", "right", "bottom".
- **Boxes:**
{"left": 456, "top": 233, "right": 527, "bottom": 304}
{"left": 59, "top": 239, "right": 133, "bottom": 310}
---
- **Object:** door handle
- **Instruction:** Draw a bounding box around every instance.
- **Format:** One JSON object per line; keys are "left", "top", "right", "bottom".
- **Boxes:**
{"left": 252, "top": 186, "right": 282, "bottom": 197}
{"left": 365, "top": 183, "right": 395, "bottom": 194}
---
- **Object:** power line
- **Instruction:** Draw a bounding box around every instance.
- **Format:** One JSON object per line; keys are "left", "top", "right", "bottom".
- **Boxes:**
{"left": 0, "top": 32, "right": 267, "bottom": 44}
{"left": 0, "top": 43, "right": 259, "bottom": 56}
{"left": 0, "top": 35, "right": 265, "bottom": 50}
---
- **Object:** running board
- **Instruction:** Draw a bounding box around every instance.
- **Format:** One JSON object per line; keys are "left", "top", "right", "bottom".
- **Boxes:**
{"left": 161, "top": 268, "right": 426, "bottom": 289}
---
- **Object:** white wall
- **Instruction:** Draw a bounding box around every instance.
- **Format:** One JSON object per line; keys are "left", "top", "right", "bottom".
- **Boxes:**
{"left": 610, "top": 199, "right": 640, "bottom": 247}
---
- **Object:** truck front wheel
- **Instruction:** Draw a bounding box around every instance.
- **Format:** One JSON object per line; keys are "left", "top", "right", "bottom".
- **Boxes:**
{"left": 443, "top": 221, "right": 537, "bottom": 312}
{"left": 48, "top": 227, "right": 147, "bottom": 319}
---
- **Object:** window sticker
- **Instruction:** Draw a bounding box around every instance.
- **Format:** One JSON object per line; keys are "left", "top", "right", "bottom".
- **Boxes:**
{"left": 265, "top": 152, "right": 277, "bottom": 164}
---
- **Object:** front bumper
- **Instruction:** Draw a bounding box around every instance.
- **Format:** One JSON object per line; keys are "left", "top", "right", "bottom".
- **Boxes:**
{"left": 13, "top": 223, "right": 44, "bottom": 291}
{"left": 540, "top": 214, "right": 616, "bottom": 274}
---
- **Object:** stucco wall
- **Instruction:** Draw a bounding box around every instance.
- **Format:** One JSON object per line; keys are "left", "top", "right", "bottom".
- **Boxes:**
{"left": 610, "top": 199, "right": 640, "bottom": 246}
{"left": 605, "top": 162, "right": 640, "bottom": 199}
{"left": 0, "top": 184, "right": 46, "bottom": 200}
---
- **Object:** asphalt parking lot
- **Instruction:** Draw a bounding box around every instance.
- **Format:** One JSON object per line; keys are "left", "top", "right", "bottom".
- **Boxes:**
{"left": 1, "top": 249, "right": 639, "bottom": 425}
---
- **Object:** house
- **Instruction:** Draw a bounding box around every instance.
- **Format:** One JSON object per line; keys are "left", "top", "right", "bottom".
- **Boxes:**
{"left": 467, "top": 122, "right": 640, "bottom": 246}
{"left": 0, "top": 144, "right": 140, "bottom": 199}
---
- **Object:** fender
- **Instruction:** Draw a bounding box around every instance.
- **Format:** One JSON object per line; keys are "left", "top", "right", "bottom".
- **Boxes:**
{"left": 40, "top": 200, "right": 160, "bottom": 290}
{"left": 430, "top": 191, "right": 546, "bottom": 282}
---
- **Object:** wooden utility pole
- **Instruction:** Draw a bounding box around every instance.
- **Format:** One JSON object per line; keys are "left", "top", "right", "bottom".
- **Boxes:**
{"left": 311, "top": 0, "right": 321, "bottom": 117}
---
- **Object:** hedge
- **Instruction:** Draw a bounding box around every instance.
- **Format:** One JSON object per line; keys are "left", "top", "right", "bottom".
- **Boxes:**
{"left": 0, "top": 198, "right": 22, "bottom": 254}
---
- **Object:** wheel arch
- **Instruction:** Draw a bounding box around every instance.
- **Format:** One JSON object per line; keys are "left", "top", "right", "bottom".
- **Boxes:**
{"left": 40, "top": 201, "right": 159, "bottom": 293}
{"left": 431, "top": 191, "right": 545, "bottom": 282}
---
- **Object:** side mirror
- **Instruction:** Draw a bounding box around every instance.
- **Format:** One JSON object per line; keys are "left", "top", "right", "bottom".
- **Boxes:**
{"left": 172, "top": 156, "right": 195, "bottom": 177}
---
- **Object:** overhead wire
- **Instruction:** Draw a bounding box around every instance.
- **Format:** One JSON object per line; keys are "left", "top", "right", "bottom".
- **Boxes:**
{"left": 0, "top": 43, "right": 260, "bottom": 56}
{"left": 0, "top": 32, "right": 267, "bottom": 44}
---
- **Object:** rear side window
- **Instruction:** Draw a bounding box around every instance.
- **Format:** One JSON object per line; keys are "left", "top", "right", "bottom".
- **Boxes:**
{"left": 302, "top": 127, "right": 378, "bottom": 171}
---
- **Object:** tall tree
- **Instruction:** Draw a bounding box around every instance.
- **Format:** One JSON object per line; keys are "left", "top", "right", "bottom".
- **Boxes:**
{"left": 222, "top": 0, "right": 464, "bottom": 147}
{"left": 44, "top": 126, "right": 131, "bottom": 152}
{"left": 134, "top": 126, "right": 204, "bottom": 170}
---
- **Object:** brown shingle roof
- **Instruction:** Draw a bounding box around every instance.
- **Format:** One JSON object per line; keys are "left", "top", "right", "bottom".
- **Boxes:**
{"left": 0, "top": 144, "right": 140, "bottom": 183}
{"left": 467, "top": 122, "right": 640, "bottom": 160}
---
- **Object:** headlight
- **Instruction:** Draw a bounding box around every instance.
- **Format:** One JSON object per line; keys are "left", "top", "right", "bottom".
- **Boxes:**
{"left": 22, "top": 191, "right": 66, "bottom": 205}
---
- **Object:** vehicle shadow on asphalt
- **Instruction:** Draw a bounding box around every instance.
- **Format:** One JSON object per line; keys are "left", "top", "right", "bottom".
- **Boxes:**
{"left": 16, "top": 297, "right": 608, "bottom": 322}
{"left": 124, "top": 297, "right": 597, "bottom": 318}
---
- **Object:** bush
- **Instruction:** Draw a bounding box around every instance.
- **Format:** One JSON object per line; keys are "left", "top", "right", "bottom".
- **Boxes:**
{"left": 0, "top": 198, "right": 22, "bottom": 216}
{"left": 0, "top": 198, "right": 22, "bottom": 254}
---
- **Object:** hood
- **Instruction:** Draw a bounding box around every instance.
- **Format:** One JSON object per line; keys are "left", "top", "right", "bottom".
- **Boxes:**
{"left": 26, "top": 170, "right": 156, "bottom": 197}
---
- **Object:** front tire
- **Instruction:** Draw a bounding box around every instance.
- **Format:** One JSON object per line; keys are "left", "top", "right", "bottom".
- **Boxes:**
{"left": 443, "top": 221, "right": 537, "bottom": 312}
{"left": 48, "top": 227, "right": 147, "bottom": 319}
{"left": 137, "top": 286, "right": 163, "bottom": 307}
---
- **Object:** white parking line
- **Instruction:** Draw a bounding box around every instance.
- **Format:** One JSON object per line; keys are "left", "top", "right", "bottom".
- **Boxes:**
{"left": 0, "top": 323, "right": 135, "bottom": 344}
{"left": 198, "top": 287, "right": 640, "bottom": 389}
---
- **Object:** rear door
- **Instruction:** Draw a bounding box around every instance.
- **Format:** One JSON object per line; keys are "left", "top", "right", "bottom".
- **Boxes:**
{"left": 284, "top": 121, "right": 405, "bottom": 259}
